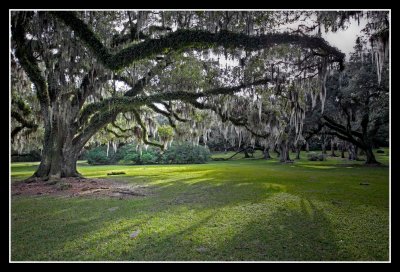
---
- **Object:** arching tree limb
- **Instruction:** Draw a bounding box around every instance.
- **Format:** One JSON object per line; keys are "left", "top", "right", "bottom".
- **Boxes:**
{"left": 51, "top": 11, "right": 345, "bottom": 71}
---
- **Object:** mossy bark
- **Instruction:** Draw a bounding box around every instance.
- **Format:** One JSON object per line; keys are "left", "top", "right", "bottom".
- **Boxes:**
{"left": 33, "top": 103, "right": 81, "bottom": 180}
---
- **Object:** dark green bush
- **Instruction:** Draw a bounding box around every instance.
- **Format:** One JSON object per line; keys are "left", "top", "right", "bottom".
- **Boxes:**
{"left": 119, "top": 146, "right": 158, "bottom": 164}
{"left": 87, "top": 142, "right": 210, "bottom": 165}
{"left": 114, "top": 144, "right": 135, "bottom": 162}
{"left": 86, "top": 146, "right": 113, "bottom": 165}
{"left": 11, "top": 150, "right": 42, "bottom": 162}
{"left": 160, "top": 142, "right": 210, "bottom": 164}
{"left": 120, "top": 152, "right": 140, "bottom": 164}
{"left": 141, "top": 152, "right": 158, "bottom": 164}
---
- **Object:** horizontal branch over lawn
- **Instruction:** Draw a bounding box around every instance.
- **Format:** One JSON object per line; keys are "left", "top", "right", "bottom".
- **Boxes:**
{"left": 52, "top": 11, "right": 345, "bottom": 71}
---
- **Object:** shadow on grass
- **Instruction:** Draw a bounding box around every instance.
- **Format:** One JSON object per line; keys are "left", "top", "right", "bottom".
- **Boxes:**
{"left": 82, "top": 197, "right": 342, "bottom": 261}
{"left": 211, "top": 198, "right": 340, "bottom": 261}
{"left": 11, "top": 160, "right": 389, "bottom": 261}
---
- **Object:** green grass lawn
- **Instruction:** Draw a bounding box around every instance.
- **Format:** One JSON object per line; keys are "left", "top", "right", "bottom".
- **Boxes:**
{"left": 10, "top": 149, "right": 390, "bottom": 261}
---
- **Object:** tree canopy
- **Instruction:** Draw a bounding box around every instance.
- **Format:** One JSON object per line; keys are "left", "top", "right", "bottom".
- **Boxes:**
{"left": 10, "top": 10, "right": 389, "bottom": 179}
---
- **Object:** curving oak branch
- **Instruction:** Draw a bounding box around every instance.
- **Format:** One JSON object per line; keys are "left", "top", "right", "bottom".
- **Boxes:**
{"left": 51, "top": 11, "right": 345, "bottom": 71}
{"left": 78, "top": 78, "right": 271, "bottom": 123}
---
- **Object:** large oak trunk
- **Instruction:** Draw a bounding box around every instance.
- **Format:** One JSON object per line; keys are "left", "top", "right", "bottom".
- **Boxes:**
{"left": 34, "top": 147, "right": 80, "bottom": 179}
{"left": 32, "top": 102, "right": 81, "bottom": 180}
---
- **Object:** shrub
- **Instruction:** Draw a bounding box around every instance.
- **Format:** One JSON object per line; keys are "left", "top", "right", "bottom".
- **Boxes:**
{"left": 307, "top": 152, "right": 326, "bottom": 161}
{"left": 160, "top": 142, "right": 210, "bottom": 164}
{"left": 113, "top": 144, "right": 135, "bottom": 162}
{"left": 140, "top": 152, "right": 158, "bottom": 164}
{"left": 11, "top": 150, "right": 42, "bottom": 162}
{"left": 86, "top": 142, "right": 210, "bottom": 165}
{"left": 120, "top": 152, "right": 140, "bottom": 164}
{"left": 86, "top": 146, "right": 112, "bottom": 165}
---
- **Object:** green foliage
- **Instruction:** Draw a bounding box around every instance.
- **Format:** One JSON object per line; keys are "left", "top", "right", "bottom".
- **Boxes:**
{"left": 120, "top": 152, "right": 140, "bottom": 164}
{"left": 157, "top": 125, "right": 174, "bottom": 139}
{"left": 141, "top": 152, "right": 159, "bottom": 164}
{"left": 87, "top": 142, "right": 210, "bottom": 165}
{"left": 161, "top": 142, "right": 210, "bottom": 164}
{"left": 11, "top": 151, "right": 41, "bottom": 162}
{"left": 86, "top": 146, "right": 113, "bottom": 165}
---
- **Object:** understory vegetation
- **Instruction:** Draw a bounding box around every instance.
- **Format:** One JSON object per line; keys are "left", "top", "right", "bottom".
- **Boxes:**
{"left": 85, "top": 142, "right": 211, "bottom": 165}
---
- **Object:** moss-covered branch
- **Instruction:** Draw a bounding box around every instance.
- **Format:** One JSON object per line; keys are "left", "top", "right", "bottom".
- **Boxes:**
{"left": 111, "top": 121, "right": 135, "bottom": 133}
{"left": 105, "top": 127, "right": 129, "bottom": 139}
{"left": 188, "top": 100, "right": 270, "bottom": 139}
{"left": 79, "top": 78, "right": 270, "bottom": 126}
{"left": 131, "top": 109, "right": 164, "bottom": 149}
{"left": 161, "top": 102, "right": 190, "bottom": 123}
{"left": 322, "top": 115, "right": 363, "bottom": 139}
{"left": 11, "top": 110, "right": 39, "bottom": 140}
{"left": 12, "top": 12, "right": 49, "bottom": 108}
{"left": 147, "top": 104, "right": 177, "bottom": 128}
{"left": 51, "top": 11, "right": 345, "bottom": 71}
{"left": 11, "top": 110, "right": 38, "bottom": 130}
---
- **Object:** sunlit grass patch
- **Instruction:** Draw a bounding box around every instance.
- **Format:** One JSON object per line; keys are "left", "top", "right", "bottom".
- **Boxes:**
{"left": 11, "top": 149, "right": 389, "bottom": 261}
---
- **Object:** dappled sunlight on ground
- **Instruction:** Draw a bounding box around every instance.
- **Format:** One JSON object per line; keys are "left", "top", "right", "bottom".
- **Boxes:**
{"left": 11, "top": 149, "right": 389, "bottom": 261}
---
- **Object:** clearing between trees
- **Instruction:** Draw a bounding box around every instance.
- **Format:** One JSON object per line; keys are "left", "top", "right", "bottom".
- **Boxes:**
{"left": 11, "top": 150, "right": 389, "bottom": 261}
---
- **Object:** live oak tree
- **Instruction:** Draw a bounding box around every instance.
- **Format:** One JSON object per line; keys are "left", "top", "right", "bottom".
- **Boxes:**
{"left": 11, "top": 11, "right": 346, "bottom": 180}
{"left": 320, "top": 51, "right": 389, "bottom": 164}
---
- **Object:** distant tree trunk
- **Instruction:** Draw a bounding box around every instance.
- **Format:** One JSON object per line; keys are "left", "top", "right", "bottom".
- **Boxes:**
{"left": 274, "top": 146, "right": 280, "bottom": 158}
{"left": 365, "top": 146, "right": 379, "bottom": 164}
{"left": 341, "top": 144, "right": 345, "bottom": 158}
{"left": 244, "top": 148, "right": 250, "bottom": 158}
{"left": 331, "top": 139, "right": 337, "bottom": 157}
{"left": 354, "top": 145, "right": 359, "bottom": 160}
{"left": 305, "top": 142, "right": 309, "bottom": 153}
{"left": 348, "top": 144, "right": 356, "bottom": 160}
{"left": 295, "top": 146, "right": 301, "bottom": 160}
{"left": 321, "top": 141, "right": 327, "bottom": 154}
{"left": 279, "top": 140, "right": 291, "bottom": 162}
{"left": 263, "top": 147, "right": 271, "bottom": 160}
